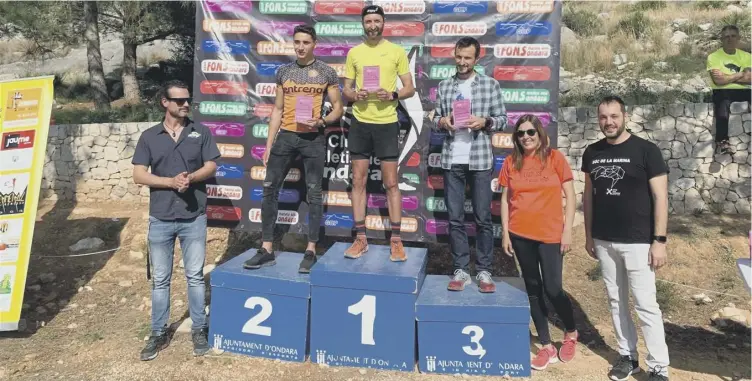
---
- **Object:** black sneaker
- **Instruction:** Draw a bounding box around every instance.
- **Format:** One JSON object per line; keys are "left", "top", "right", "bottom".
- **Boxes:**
{"left": 298, "top": 250, "right": 317, "bottom": 273}
{"left": 648, "top": 366, "right": 669, "bottom": 381}
{"left": 243, "top": 248, "right": 275, "bottom": 269}
{"left": 608, "top": 355, "right": 640, "bottom": 381}
{"left": 140, "top": 331, "right": 170, "bottom": 361}
{"left": 192, "top": 328, "right": 210, "bottom": 356}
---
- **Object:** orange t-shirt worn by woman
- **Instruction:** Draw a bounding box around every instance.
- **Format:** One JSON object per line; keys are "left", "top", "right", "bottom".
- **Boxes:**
{"left": 498, "top": 149, "right": 573, "bottom": 244}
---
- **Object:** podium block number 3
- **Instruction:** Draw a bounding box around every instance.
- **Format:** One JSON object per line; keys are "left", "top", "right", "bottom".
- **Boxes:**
{"left": 348, "top": 295, "right": 376, "bottom": 346}
{"left": 462, "top": 325, "right": 486, "bottom": 359}
{"left": 242, "top": 296, "right": 273, "bottom": 337}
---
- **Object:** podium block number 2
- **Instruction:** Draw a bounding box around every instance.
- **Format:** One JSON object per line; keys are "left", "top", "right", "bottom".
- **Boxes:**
{"left": 348, "top": 294, "right": 376, "bottom": 346}
{"left": 242, "top": 296, "right": 273, "bottom": 337}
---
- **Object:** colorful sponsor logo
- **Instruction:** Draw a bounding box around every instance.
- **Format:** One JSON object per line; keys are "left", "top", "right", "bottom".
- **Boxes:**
{"left": 253, "top": 104, "right": 274, "bottom": 118}
{"left": 250, "top": 146, "right": 266, "bottom": 160}
{"left": 430, "top": 132, "right": 446, "bottom": 147}
{"left": 427, "top": 175, "right": 444, "bottom": 190}
{"left": 207, "top": 184, "right": 243, "bottom": 200}
{"left": 494, "top": 155, "right": 507, "bottom": 171}
{"left": 201, "top": 60, "right": 250, "bottom": 75}
{"left": 258, "top": 0, "right": 308, "bottom": 14}
{"left": 315, "top": 22, "right": 363, "bottom": 36}
{"left": 207, "top": 206, "right": 243, "bottom": 221}
{"left": 314, "top": 1, "right": 365, "bottom": 15}
{"left": 202, "top": 20, "right": 251, "bottom": 34}
{"left": 328, "top": 63, "right": 346, "bottom": 78}
{"left": 200, "top": 101, "right": 246, "bottom": 116}
{"left": 402, "top": 173, "right": 420, "bottom": 186}
{"left": 249, "top": 208, "right": 299, "bottom": 224}
{"left": 507, "top": 111, "right": 551, "bottom": 127}
{"left": 428, "top": 153, "right": 442, "bottom": 168}
{"left": 494, "top": 65, "right": 551, "bottom": 81}
{"left": 502, "top": 89, "right": 550, "bottom": 104}
{"left": 433, "top": 1, "right": 489, "bottom": 14}
{"left": 374, "top": 0, "right": 426, "bottom": 14}
{"left": 383, "top": 22, "right": 425, "bottom": 37}
{"left": 426, "top": 219, "right": 476, "bottom": 236}
{"left": 491, "top": 200, "right": 501, "bottom": 216}
{"left": 321, "top": 213, "right": 355, "bottom": 228}
{"left": 215, "top": 164, "right": 245, "bottom": 179}
{"left": 200, "top": 80, "right": 248, "bottom": 95}
{"left": 250, "top": 188, "right": 300, "bottom": 203}
{"left": 365, "top": 216, "right": 418, "bottom": 233}
{"left": 314, "top": 44, "right": 353, "bottom": 57}
{"left": 429, "top": 65, "right": 485, "bottom": 80}
{"left": 203, "top": 122, "right": 245, "bottom": 137}
{"left": 252, "top": 124, "right": 269, "bottom": 138}
{"left": 2, "top": 130, "right": 35, "bottom": 150}
{"left": 255, "top": 83, "right": 277, "bottom": 97}
{"left": 367, "top": 194, "right": 419, "bottom": 211}
{"left": 218, "top": 143, "right": 245, "bottom": 158}
{"left": 432, "top": 22, "right": 487, "bottom": 36}
{"left": 256, "top": 62, "right": 285, "bottom": 77}
{"left": 425, "top": 197, "right": 473, "bottom": 213}
{"left": 406, "top": 152, "right": 421, "bottom": 167}
{"left": 497, "top": 0, "right": 554, "bottom": 14}
{"left": 251, "top": 166, "right": 301, "bottom": 182}
{"left": 495, "top": 21, "right": 552, "bottom": 36}
{"left": 205, "top": 0, "right": 252, "bottom": 13}
{"left": 430, "top": 44, "right": 486, "bottom": 58}
{"left": 323, "top": 191, "right": 352, "bottom": 206}
{"left": 492, "top": 133, "right": 514, "bottom": 149}
{"left": 202, "top": 40, "right": 249, "bottom": 55}
{"left": 255, "top": 21, "right": 305, "bottom": 36}
{"left": 257, "top": 41, "right": 295, "bottom": 56}
{"left": 494, "top": 43, "right": 551, "bottom": 58}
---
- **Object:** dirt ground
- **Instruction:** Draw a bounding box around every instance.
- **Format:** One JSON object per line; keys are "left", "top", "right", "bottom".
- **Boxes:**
{"left": 0, "top": 200, "right": 750, "bottom": 381}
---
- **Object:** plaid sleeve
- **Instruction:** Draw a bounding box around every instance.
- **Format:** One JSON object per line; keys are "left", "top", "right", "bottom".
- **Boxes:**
{"left": 432, "top": 81, "right": 447, "bottom": 131}
{"left": 488, "top": 80, "right": 508, "bottom": 131}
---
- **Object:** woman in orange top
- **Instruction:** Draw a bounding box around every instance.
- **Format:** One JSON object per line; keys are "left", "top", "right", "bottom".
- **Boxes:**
{"left": 498, "top": 114, "right": 578, "bottom": 371}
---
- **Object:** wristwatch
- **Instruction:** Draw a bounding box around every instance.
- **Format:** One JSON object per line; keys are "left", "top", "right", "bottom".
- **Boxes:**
{"left": 391, "top": 91, "right": 399, "bottom": 101}
{"left": 484, "top": 117, "right": 493, "bottom": 129}
{"left": 652, "top": 235, "right": 667, "bottom": 243}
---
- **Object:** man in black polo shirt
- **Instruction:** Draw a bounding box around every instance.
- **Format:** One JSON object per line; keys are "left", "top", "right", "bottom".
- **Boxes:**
{"left": 132, "top": 80, "right": 221, "bottom": 361}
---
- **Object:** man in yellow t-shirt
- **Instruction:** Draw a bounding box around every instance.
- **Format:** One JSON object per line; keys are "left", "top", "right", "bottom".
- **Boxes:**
{"left": 706, "top": 25, "right": 751, "bottom": 154}
{"left": 341, "top": 4, "right": 415, "bottom": 262}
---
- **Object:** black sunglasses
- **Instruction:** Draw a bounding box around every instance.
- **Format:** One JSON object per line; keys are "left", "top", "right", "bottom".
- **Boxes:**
{"left": 167, "top": 97, "right": 192, "bottom": 105}
{"left": 515, "top": 129, "right": 537, "bottom": 137}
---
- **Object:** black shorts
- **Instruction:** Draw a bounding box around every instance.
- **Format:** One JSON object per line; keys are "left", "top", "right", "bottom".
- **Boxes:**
{"left": 348, "top": 118, "right": 400, "bottom": 162}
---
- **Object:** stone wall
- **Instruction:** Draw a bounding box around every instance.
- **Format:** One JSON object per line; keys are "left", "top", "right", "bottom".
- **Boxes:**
{"left": 41, "top": 103, "right": 751, "bottom": 214}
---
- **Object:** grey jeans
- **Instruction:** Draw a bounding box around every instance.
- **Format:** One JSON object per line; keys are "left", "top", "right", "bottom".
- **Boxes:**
{"left": 594, "top": 239, "right": 670, "bottom": 376}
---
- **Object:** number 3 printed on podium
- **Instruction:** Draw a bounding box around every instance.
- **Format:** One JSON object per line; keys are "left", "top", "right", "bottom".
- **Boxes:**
{"left": 348, "top": 295, "right": 376, "bottom": 346}
{"left": 462, "top": 325, "right": 487, "bottom": 359}
{"left": 242, "top": 296, "right": 273, "bottom": 336}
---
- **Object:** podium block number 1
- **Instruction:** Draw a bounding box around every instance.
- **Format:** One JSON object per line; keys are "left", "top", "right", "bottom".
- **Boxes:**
{"left": 242, "top": 296, "right": 273, "bottom": 337}
{"left": 348, "top": 294, "right": 376, "bottom": 346}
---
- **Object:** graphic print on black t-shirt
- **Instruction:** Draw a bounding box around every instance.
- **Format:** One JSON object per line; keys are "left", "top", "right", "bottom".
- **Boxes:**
{"left": 581, "top": 135, "right": 669, "bottom": 244}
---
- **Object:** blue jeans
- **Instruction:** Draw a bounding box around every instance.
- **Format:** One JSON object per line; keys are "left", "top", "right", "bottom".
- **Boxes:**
{"left": 444, "top": 164, "right": 494, "bottom": 273}
{"left": 148, "top": 213, "right": 207, "bottom": 334}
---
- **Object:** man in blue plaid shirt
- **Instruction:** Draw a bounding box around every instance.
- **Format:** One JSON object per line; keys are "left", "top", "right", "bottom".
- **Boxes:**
{"left": 432, "top": 37, "right": 508, "bottom": 293}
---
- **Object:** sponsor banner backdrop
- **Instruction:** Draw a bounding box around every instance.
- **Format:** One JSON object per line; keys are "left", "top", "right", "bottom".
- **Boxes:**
{"left": 193, "top": 0, "right": 562, "bottom": 243}
{"left": 0, "top": 76, "right": 54, "bottom": 331}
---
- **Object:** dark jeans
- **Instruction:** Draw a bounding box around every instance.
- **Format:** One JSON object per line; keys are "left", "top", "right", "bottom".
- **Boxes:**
{"left": 509, "top": 232, "right": 576, "bottom": 345}
{"left": 713, "top": 88, "right": 751, "bottom": 142}
{"left": 444, "top": 164, "right": 494, "bottom": 273}
{"left": 262, "top": 130, "right": 325, "bottom": 243}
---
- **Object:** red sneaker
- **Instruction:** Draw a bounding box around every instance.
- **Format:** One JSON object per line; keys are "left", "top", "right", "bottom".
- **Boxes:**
{"left": 559, "top": 331, "right": 578, "bottom": 363}
{"left": 531, "top": 345, "right": 558, "bottom": 371}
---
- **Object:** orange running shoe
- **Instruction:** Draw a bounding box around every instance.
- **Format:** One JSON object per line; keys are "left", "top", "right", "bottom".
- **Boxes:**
{"left": 390, "top": 239, "right": 407, "bottom": 262}
{"left": 344, "top": 236, "right": 368, "bottom": 259}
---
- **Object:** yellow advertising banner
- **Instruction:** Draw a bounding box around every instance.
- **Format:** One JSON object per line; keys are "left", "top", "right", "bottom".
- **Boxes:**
{"left": 0, "top": 76, "right": 53, "bottom": 331}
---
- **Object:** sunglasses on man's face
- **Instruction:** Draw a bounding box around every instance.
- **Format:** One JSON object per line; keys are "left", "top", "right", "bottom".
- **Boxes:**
{"left": 167, "top": 97, "right": 192, "bottom": 105}
{"left": 516, "top": 129, "right": 537, "bottom": 137}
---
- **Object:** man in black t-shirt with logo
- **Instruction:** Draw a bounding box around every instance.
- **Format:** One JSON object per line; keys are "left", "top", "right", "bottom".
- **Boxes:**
{"left": 582, "top": 96, "right": 670, "bottom": 381}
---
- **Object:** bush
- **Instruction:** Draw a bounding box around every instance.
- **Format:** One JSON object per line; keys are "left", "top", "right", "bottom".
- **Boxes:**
{"left": 632, "top": 1, "right": 667, "bottom": 11}
{"left": 614, "top": 11, "right": 653, "bottom": 40}
{"left": 655, "top": 281, "right": 680, "bottom": 313}
{"left": 563, "top": 6, "right": 602, "bottom": 37}
{"left": 695, "top": 0, "right": 727, "bottom": 10}
{"left": 52, "top": 103, "right": 164, "bottom": 125}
